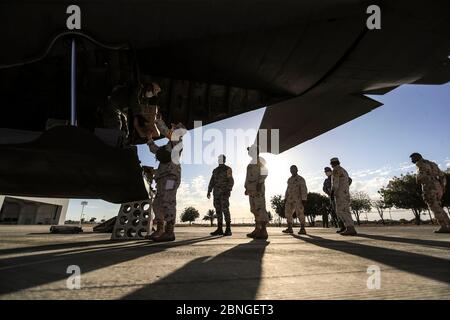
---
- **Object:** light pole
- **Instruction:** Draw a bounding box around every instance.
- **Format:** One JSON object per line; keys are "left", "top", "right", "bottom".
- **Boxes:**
{"left": 79, "top": 201, "right": 88, "bottom": 228}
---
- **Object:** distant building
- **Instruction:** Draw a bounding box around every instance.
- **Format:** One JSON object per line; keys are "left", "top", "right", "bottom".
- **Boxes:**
{"left": 0, "top": 196, "right": 68, "bottom": 225}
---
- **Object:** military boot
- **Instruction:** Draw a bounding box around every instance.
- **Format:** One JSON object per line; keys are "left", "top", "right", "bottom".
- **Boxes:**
{"left": 255, "top": 221, "right": 268, "bottom": 240}
{"left": 298, "top": 224, "right": 307, "bottom": 235}
{"left": 434, "top": 225, "right": 450, "bottom": 234}
{"left": 154, "top": 221, "right": 175, "bottom": 242}
{"left": 247, "top": 222, "right": 259, "bottom": 238}
{"left": 223, "top": 222, "right": 232, "bottom": 236}
{"left": 210, "top": 221, "right": 224, "bottom": 236}
{"left": 282, "top": 223, "right": 294, "bottom": 234}
{"left": 146, "top": 221, "right": 164, "bottom": 240}
{"left": 340, "top": 226, "right": 357, "bottom": 236}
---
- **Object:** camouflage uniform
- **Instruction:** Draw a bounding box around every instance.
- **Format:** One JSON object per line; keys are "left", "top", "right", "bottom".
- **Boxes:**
{"left": 284, "top": 174, "right": 308, "bottom": 224}
{"left": 245, "top": 161, "right": 269, "bottom": 223}
{"left": 331, "top": 165, "right": 354, "bottom": 227}
{"left": 416, "top": 159, "right": 449, "bottom": 227}
{"left": 208, "top": 165, "right": 234, "bottom": 224}
{"left": 323, "top": 175, "right": 352, "bottom": 228}
{"left": 104, "top": 85, "right": 137, "bottom": 137}
{"left": 105, "top": 84, "right": 159, "bottom": 140}
{"left": 147, "top": 121, "right": 183, "bottom": 224}
{"left": 323, "top": 176, "right": 337, "bottom": 223}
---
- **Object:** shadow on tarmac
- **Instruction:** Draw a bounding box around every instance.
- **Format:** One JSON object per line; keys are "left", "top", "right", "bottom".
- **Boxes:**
{"left": 292, "top": 234, "right": 450, "bottom": 284}
{"left": 356, "top": 233, "right": 450, "bottom": 249}
{"left": 123, "top": 239, "right": 269, "bottom": 299}
{"left": 0, "top": 236, "right": 219, "bottom": 296}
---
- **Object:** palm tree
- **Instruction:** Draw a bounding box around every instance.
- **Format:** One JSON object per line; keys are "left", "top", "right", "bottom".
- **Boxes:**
{"left": 202, "top": 209, "right": 216, "bottom": 227}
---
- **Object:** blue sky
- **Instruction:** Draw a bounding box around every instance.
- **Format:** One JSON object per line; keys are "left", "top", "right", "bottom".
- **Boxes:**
{"left": 66, "top": 83, "right": 450, "bottom": 222}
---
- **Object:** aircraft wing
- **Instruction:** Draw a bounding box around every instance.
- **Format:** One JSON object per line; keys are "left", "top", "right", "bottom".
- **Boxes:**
{"left": 259, "top": 93, "right": 382, "bottom": 154}
{"left": 256, "top": 1, "right": 450, "bottom": 152}
{"left": 1, "top": 1, "right": 449, "bottom": 134}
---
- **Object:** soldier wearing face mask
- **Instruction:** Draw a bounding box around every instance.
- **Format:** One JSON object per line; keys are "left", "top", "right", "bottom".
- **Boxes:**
{"left": 133, "top": 82, "right": 161, "bottom": 139}
{"left": 104, "top": 77, "right": 161, "bottom": 143}
{"left": 207, "top": 154, "right": 234, "bottom": 236}
{"left": 330, "top": 157, "right": 357, "bottom": 236}
{"left": 245, "top": 146, "right": 270, "bottom": 239}
{"left": 283, "top": 165, "right": 308, "bottom": 235}
{"left": 146, "top": 119, "right": 187, "bottom": 242}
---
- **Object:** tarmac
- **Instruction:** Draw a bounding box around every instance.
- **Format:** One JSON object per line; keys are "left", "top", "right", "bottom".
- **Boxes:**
{"left": 0, "top": 225, "right": 449, "bottom": 300}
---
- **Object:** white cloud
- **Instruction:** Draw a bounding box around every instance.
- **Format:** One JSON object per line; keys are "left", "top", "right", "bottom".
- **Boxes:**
{"left": 176, "top": 175, "right": 211, "bottom": 220}
{"left": 191, "top": 175, "right": 207, "bottom": 196}
{"left": 350, "top": 176, "right": 391, "bottom": 199}
{"left": 443, "top": 158, "right": 450, "bottom": 170}
{"left": 398, "top": 162, "right": 416, "bottom": 172}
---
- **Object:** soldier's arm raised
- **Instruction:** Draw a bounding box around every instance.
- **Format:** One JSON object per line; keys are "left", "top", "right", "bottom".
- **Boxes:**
{"left": 146, "top": 138, "right": 159, "bottom": 154}
{"left": 155, "top": 118, "right": 171, "bottom": 139}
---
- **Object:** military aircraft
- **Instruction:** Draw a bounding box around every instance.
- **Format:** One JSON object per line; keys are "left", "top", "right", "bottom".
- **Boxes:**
{"left": 0, "top": 1, "right": 449, "bottom": 203}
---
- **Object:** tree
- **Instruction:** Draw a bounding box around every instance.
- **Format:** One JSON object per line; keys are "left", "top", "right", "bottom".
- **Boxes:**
{"left": 89, "top": 217, "right": 97, "bottom": 223}
{"left": 350, "top": 191, "right": 372, "bottom": 225}
{"left": 269, "top": 195, "right": 285, "bottom": 227}
{"left": 270, "top": 195, "right": 285, "bottom": 226}
{"left": 270, "top": 195, "right": 286, "bottom": 221}
{"left": 304, "top": 192, "right": 329, "bottom": 227}
{"left": 372, "top": 198, "right": 388, "bottom": 225}
{"left": 379, "top": 173, "right": 427, "bottom": 225}
{"left": 181, "top": 207, "right": 200, "bottom": 225}
{"left": 202, "top": 209, "right": 216, "bottom": 227}
{"left": 267, "top": 211, "right": 273, "bottom": 222}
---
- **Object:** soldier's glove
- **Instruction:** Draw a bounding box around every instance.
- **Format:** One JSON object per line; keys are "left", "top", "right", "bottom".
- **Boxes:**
{"left": 245, "top": 189, "right": 249, "bottom": 196}
{"left": 207, "top": 192, "right": 211, "bottom": 199}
